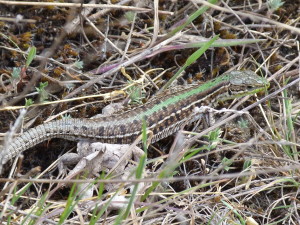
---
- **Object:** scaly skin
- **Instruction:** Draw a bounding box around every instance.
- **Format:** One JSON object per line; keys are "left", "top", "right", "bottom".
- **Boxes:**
{"left": 0, "top": 70, "right": 269, "bottom": 174}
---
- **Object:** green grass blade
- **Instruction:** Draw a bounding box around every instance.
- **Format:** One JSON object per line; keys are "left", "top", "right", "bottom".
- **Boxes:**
{"left": 89, "top": 189, "right": 121, "bottom": 224}
{"left": 221, "top": 200, "right": 245, "bottom": 225}
{"left": 161, "top": 35, "right": 219, "bottom": 91}
{"left": 25, "top": 46, "right": 36, "bottom": 67}
{"left": 115, "top": 120, "right": 147, "bottom": 224}
{"left": 283, "top": 87, "right": 298, "bottom": 160}
{"left": 151, "top": 38, "right": 265, "bottom": 56}
{"left": 26, "top": 193, "right": 49, "bottom": 225}
{"left": 166, "top": 0, "right": 218, "bottom": 38}
{"left": 58, "top": 181, "right": 79, "bottom": 225}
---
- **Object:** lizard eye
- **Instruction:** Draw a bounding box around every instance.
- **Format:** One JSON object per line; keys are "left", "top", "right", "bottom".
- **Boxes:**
{"left": 247, "top": 85, "right": 256, "bottom": 91}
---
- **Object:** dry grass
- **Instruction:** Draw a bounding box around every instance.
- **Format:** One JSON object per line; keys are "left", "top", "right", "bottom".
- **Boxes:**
{"left": 0, "top": 0, "right": 300, "bottom": 224}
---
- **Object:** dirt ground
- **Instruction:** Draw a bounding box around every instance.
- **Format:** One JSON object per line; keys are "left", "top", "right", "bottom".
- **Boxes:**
{"left": 0, "top": 0, "right": 300, "bottom": 224}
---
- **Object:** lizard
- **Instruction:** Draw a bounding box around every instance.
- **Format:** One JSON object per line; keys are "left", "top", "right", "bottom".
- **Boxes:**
{"left": 0, "top": 70, "right": 269, "bottom": 174}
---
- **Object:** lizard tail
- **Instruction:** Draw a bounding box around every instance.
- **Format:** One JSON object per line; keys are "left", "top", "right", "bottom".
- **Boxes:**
{"left": 0, "top": 119, "right": 81, "bottom": 174}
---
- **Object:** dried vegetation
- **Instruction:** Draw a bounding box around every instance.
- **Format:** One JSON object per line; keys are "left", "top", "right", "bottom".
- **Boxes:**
{"left": 0, "top": 0, "right": 300, "bottom": 224}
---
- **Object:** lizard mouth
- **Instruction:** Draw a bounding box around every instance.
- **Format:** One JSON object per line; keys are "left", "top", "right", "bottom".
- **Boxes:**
{"left": 235, "top": 84, "right": 268, "bottom": 92}
{"left": 227, "top": 85, "right": 267, "bottom": 99}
